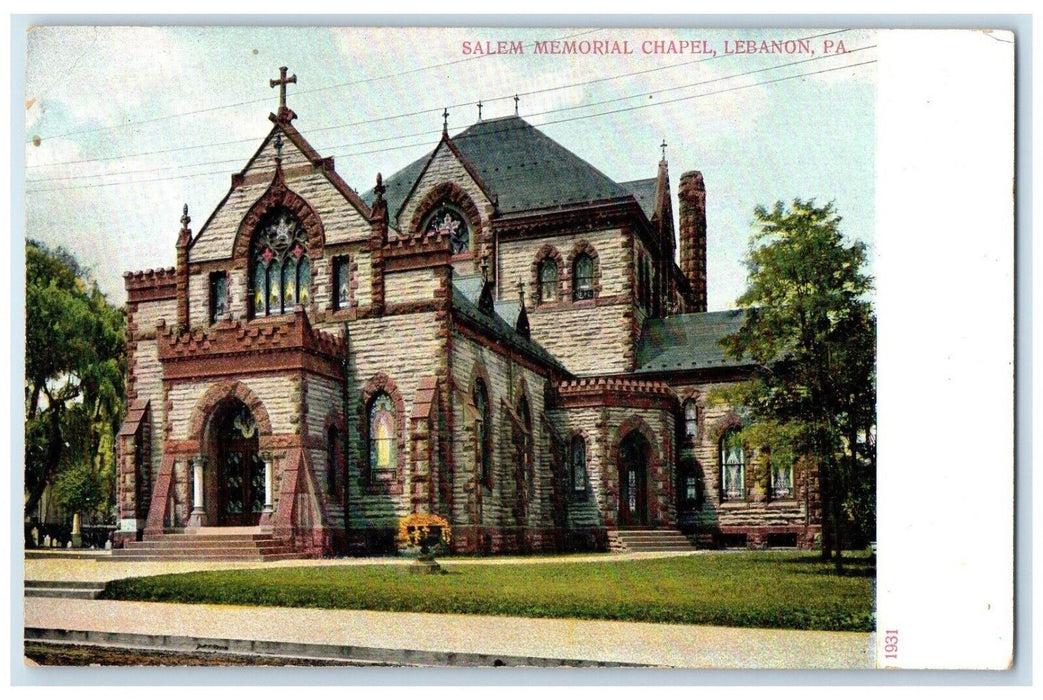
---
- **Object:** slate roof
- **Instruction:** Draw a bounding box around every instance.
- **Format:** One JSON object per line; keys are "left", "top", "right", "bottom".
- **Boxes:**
{"left": 633, "top": 310, "right": 752, "bottom": 374}
{"left": 365, "top": 116, "right": 635, "bottom": 225}
{"left": 451, "top": 281, "right": 568, "bottom": 375}
{"left": 620, "top": 178, "right": 658, "bottom": 221}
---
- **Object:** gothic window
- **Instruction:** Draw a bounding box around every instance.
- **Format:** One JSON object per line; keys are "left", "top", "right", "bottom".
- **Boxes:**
{"left": 333, "top": 256, "right": 350, "bottom": 311}
{"left": 209, "top": 271, "right": 228, "bottom": 324}
{"left": 573, "top": 253, "right": 595, "bottom": 301}
{"left": 250, "top": 208, "right": 311, "bottom": 317}
{"left": 637, "top": 254, "right": 646, "bottom": 308}
{"left": 326, "top": 426, "right": 340, "bottom": 497}
{"left": 369, "top": 392, "right": 397, "bottom": 475}
{"left": 720, "top": 428, "right": 745, "bottom": 501}
{"left": 538, "top": 259, "right": 559, "bottom": 304}
{"left": 473, "top": 377, "right": 492, "bottom": 486}
{"left": 678, "top": 457, "right": 701, "bottom": 508}
{"left": 683, "top": 399, "right": 698, "bottom": 443}
{"left": 570, "top": 435, "right": 587, "bottom": 497}
{"left": 771, "top": 460, "right": 794, "bottom": 500}
{"left": 424, "top": 205, "right": 470, "bottom": 255}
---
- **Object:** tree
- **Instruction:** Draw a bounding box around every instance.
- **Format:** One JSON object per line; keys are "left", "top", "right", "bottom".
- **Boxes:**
{"left": 720, "top": 199, "right": 876, "bottom": 574}
{"left": 24, "top": 240, "right": 126, "bottom": 523}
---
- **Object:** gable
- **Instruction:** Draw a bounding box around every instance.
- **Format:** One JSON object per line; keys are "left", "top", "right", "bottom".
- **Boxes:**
{"left": 394, "top": 139, "right": 494, "bottom": 236}
{"left": 190, "top": 126, "right": 373, "bottom": 263}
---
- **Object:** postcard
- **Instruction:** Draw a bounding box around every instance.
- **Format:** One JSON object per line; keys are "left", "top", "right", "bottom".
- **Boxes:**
{"left": 16, "top": 22, "right": 1016, "bottom": 677}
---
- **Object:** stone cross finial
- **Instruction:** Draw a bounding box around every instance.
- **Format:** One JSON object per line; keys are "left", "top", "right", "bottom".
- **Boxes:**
{"left": 180, "top": 204, "right": 191, "bottom": 230}
{"left": 660, "top": 139, "right": 668, "bottom": 161}
{"left": 514, "top": 94, "right": 519, "bottom": 115}
{"left": 442, "top": 107, "right": 449, "bottom": 133}
{"left": 477, "top": 100, "right": 483, "bottom": 120}
{"left": 270, "top": 66, "right": 297, "bottom": 110}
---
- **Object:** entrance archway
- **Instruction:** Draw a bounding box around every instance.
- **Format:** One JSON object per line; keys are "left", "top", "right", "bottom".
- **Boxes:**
{"left": 618, "top": 431, "right": 650, "bottom": 526}
{"left": 209, "top": 399, "right": 264, "bottom": 526}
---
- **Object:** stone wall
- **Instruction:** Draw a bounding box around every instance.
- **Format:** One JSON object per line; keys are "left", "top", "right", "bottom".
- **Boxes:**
{"left": 344, "top": 312, "right": 444, "bottom": 535}
{"left": 449, "top": 330, "right": 556, "bottom": 553}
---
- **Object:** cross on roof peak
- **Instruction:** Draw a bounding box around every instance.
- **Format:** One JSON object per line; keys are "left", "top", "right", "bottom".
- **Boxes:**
{"left": 270, "top": 66, "right": 297, "bottom": 113}
{"left": 660, "top": 139, "right": 668, "bottom": 162}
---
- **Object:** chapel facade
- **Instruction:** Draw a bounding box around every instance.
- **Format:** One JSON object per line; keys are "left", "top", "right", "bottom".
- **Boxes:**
{"left": 115, "top": 75, "right": 821, "bottom": 556}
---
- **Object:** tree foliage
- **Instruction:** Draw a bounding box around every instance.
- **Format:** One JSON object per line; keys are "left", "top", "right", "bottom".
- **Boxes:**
{"left": 720, "top": 199, "right": 876, "bottom": 572}
{"left": 24, "top": 240, "right": 126, "bottom": 522}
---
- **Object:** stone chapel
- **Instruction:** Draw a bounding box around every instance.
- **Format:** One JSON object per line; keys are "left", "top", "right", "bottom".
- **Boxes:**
{"left": 114, "top": 70, "right": 821, "bottom": 558}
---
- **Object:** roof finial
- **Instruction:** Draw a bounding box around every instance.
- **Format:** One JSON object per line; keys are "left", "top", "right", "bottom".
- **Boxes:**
{"left": 660, "top": 139, "right": 668, "bottom": 162}
{"left": 481, "top": 259, "right": 489, "bottom": 282}
{"left": 517, "top": 278, "right": 525, "bottom": 304}
{"left": 477, "top": 100, "right": 483, "bottom": 121}
{"left": 270, "top": 66, "right": 297, "bottom": 121}
{"left": 514, "top": 94, "right": 519, "bottom": 116}
{"left": 442, "top": 107, "right": 449, "bottom": 135}
{"left": 180, "top": 204, "right": 191, "bottom": 230}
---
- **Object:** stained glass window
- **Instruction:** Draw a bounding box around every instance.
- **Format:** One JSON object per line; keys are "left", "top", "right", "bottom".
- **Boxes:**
{"left": 570, "top": 435, "right": 587, "bottom": 495}
{"left": 425, "top": 206, "right": 470, "bottom": 255}
{"left": 369, "top": 393, "right": 396, "bottom": 474}
{"left": 333, "top": 257, "right": 350, "bottom": 310}
{"left": 683, "top": 399, "right": 698, "bottom": 443}
{"left": 771, "top": 461, "right": 794, "bottom": 500}
{"left": 538, "top": 259, "right": 558, "bottom": 304}
{"left": 720, "top": 429, "right": 745, "bottom": 501}
{"left": 573, "top": 253, "right": 594, "bottom": 301}
{"left": 473, "top": 377, "right": 491, "bottom": 484}
{"left": 209, "top": 272, "right": 228, "bottom": 324}
{"left": 251, "top": 208, "right": 310, "bottom": 317}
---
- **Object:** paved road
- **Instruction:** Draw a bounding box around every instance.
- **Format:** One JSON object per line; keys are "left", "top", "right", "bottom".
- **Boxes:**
{"left": 21, "top": 553, "right": 876, "bottom": 669}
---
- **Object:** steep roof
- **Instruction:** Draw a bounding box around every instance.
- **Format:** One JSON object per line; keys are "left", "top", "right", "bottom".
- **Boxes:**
{"left": 366, "top": 116, "right": 634, "bottom": 223}
{"left": 633, "top": 310, "right": 752, "bottom": 374}
{"left": 451, "top": 280, "right": 568, "bottom": 375}
{"left": 620, "top": 178, "right": 658, "bottom": 221}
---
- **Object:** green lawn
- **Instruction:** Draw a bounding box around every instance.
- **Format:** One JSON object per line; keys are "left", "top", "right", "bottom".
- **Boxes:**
{"left": 100, "top": 551, "right": 875, "bottom": 632}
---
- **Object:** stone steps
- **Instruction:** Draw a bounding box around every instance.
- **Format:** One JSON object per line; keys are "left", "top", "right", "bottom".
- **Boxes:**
{"left": 112, "top": 529, "right": 298, "bottom": 562}
{"left": 25, "top": 580, "right": 106, "bottom": 600}
{"left": 607, "top": 528, "right": 697, "bottom": 553}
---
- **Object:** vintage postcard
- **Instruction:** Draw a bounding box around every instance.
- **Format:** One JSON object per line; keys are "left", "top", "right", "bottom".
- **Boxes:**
{"left": 16, "top": 22, "right": 1016, "bottom": 679}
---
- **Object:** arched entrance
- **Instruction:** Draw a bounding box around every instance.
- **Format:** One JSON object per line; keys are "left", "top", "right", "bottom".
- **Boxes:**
{"left": 619, "top": 432, "right": 650, "bottom": 526}
{"left": 209, "top": 399, "right": 265, "bottom": 526}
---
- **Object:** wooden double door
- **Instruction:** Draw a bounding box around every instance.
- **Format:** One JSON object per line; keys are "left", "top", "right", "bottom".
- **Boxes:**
{"left": 218, "top": 438, "right": 265, "bottom": 526}
{"left": 619, "top": 433, "right": 649, "bottom": 526}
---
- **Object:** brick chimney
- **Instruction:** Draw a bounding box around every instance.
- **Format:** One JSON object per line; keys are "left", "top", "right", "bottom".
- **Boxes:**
{"left": 678, "top": 171, "right": 707, "bottom": 312}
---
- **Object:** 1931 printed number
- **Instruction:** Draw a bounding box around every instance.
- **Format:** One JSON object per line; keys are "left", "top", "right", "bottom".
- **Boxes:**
{"left": 884, "top": 629, "right": 899, "bottom": 659}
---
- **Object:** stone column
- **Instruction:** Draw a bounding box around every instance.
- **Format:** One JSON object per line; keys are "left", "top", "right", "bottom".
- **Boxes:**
{"left": 189, "top": 456, "right": 208, "bottom": 528}
{"left": 259, "top": 453, "right": 275, "bottom": 530}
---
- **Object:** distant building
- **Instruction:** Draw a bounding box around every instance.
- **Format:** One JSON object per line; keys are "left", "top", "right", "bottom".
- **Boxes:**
{"left": 116, "top": 75, "right": 820, "bottom": 557}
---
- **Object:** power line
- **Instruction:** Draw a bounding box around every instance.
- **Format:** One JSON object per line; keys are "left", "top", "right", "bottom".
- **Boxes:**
{"left": 28, "top": 41, "right": 871, "bottom": 184}
{"left": 25, "top": 57, "right": 876, "bottom": 195}
{"left": 25, "top": 28, "right": 604, "bottom": 145}
{"left": 27, "top": 28, "right": 854, "bottom": 170}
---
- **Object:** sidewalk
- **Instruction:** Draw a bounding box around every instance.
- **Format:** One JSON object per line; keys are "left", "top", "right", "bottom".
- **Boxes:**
{"left": 21, "top": 553, "right": 876, "bottom": 669}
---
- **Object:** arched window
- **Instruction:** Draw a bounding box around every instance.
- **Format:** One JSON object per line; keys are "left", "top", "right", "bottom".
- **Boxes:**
{"left": 573, "top": 253, "right": 595, "bottom": 301}
{"left": 538, "top": 259, "right": 559, "bottom": 304}
{"left": 720, "top": 429, "right": 745, "bottom": 501}
{"left": 424, "top": 205, "right": 470, "bottom": 255}
{"left": 251, "top": 208, "right": 310, "bottom": 317}
{"left": 368, "top": 392, "right": 397, "bottom": 474}
{"left": 771, "top": 459, "right": 794, "bottom": 500}
{"left": 326, "top": 425, "right": 340, "bottom": 498}
{"left": 683, "top": 399, "right": 698, "bottom": 443}
{"left": 473, "top": 377, "right": 492, "bottom": 485}
{"left": 570, "top": 435, "right": 587, "bottom": 497}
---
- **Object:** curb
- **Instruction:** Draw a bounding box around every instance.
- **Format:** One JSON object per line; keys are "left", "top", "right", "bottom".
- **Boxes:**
{"left": 24, "top": 627, "right": 649, "bottom": 668}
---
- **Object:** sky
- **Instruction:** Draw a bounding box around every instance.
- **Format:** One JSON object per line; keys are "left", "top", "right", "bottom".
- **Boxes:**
{"left": 22, "top": 24, "right": 876, "bottom": 310}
